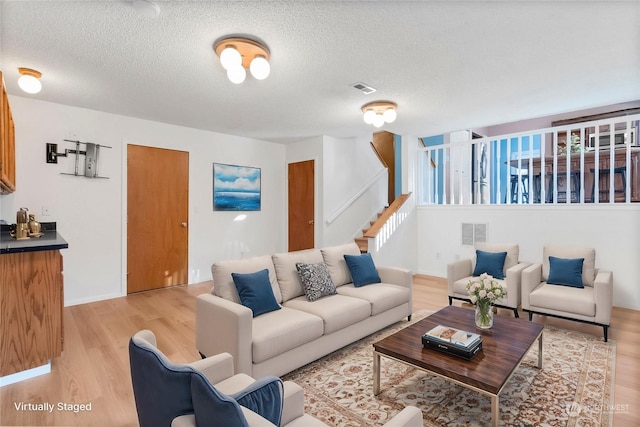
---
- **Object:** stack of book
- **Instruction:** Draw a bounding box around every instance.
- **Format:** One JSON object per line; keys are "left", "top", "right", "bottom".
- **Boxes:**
{"left": 422, "top": 325, "right": 483, "bottom": 360}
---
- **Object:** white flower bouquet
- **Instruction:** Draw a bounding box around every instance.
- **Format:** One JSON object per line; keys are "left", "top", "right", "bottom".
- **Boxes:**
{"left": 466, "top": 273, "right": 506, "bottom": 328}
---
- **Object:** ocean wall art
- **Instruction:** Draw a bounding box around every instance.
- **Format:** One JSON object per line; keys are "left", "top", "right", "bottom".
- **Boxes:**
{"left": 212, "top": 163, "right": 261, "bottom": 211}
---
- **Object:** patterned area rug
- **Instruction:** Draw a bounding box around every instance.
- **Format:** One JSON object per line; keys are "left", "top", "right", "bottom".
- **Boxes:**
{"left": 282, "top": 310, "right": 616, "bottom": 427}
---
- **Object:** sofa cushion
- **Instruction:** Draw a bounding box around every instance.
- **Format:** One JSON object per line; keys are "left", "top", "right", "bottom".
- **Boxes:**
{"left": 542, "top": 246, "right": 596, "bottom": 286}
{"left": 343, "top": 253, "right": 381, "bottom": 287}
{"left": 320, "top": 243, "right": 361, "bottom": 286}
{"left": 472, "top": 250, "right": 508, "bottom": 279}
{"left": 272, "top": 249, "right": 324, "bottom": 303}
{"left": 473, "top": 243, "right": 519, "bottom": 278}
{"left": 530, "top": 282, "right": 595, "bottom": 317}
{"left": 283, "top": 295, "right": 371, "bottom": 335}
{"left": 252, "top": 307, "right": 324, "bottom": 364}
{"left": 295, "top": 262, "right": 337, "bottom": 302}
{"left": 547, "top": 256, "right": 584, "bottom": 288}
{"left": 336, "top": 283, "right": 410, "bottom": 316}
{"left": 212, "top": 256, "right": 281, "bottom": 304}
{"left": 232, "top": 269, "right": 281, "bottom": 317}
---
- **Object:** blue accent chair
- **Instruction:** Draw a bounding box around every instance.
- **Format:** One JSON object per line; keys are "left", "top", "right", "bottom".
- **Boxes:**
{"left": 130, "top": 330, "right": 425, "bottom": 427}
{"left": 129, "top": 330, "right": 283, "bottom": 427}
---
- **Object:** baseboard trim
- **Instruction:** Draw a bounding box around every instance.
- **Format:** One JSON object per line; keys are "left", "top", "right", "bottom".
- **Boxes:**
{"left": 1, "top": 361, "right": 51, "bottom": 387}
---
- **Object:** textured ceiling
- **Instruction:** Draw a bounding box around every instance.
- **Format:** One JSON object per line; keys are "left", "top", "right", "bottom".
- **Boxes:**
{"left": 1, "top": 1, "right": 639, "bottom": 143}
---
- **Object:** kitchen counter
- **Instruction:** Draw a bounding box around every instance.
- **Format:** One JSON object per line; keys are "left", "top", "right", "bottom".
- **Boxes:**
{"left": 1, "top": 222, "right": 68, "bottom": 378}
{"left": 0, "top": 223, "right": 68, "bottom": 254}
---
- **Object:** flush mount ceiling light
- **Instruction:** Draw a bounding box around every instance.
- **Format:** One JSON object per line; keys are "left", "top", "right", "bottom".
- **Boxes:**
{"left": 214, "top": 36, "right": 270, "bottom": 84}
{"left": 131, "top": 0, "right": 160, "bottom": 17}
{"left": 361, "top": 101, "right": 397, "bottom": 128}
{"left": 18, "top": 68, "right": 42, "bottom": 94}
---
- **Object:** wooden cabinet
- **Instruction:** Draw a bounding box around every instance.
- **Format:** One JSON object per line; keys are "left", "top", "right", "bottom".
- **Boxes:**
{"left": 0, "top": 250, "right": 64, "bottom": 376}
{"left": 0, "top": 71, "right": 16, "bottom": 193}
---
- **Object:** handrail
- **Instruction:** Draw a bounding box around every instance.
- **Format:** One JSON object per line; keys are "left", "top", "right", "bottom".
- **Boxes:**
{"left": 364, "top": 192, "right": 411, "bottom": 238}
{"left": 326, "top": 168, "right": 388, "bottom": 224}
{"left": 370, "top": 141, "right": 389, "bottom": 168}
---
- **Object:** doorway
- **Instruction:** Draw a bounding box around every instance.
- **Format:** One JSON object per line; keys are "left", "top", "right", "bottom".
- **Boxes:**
{"left": 288, "top": 160, "right": 315, "bottom": 251}
{"left": 127, "top": 144, "right": 189, "bottom": 293}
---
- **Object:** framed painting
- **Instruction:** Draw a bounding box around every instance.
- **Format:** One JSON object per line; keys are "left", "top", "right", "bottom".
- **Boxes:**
{"left": 213, "top": 163, "right": 261, "bottom": 211}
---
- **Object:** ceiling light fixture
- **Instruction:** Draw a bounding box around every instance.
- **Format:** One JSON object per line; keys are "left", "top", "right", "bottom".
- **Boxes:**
{"left": 214, "top": 36, "right": 270, "bottom": 84}
{"left": 131, "top": 0, "right": 160, "bottom": 17}
{"left": 18, "top": 68, "right": 42, "bottom": 94}
{"left": 361, "top": 101, "right": 397, "bottom": 128}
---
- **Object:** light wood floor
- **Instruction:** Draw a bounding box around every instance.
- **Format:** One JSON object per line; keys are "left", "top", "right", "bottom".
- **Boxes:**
{"left": 1, "top": 276, "right": 638, "bottom": 426}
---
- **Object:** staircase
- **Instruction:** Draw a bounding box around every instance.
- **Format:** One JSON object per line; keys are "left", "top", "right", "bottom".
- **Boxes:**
{"left": 354, "top": 193, "right": 411, "bottom": 253}
{"left": 355, "top": 209, "right": 387, "bottom": 253}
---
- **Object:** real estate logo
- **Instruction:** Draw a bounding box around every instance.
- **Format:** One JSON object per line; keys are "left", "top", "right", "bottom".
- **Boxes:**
{"left": 566, "top": 402, "right": 582, "bottom": 417}
{"left": 567, "top": 401, "right": 630, "bottom": 416}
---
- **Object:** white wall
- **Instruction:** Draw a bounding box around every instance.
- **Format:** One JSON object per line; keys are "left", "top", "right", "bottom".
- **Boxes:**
{"left": 322, "top": 135, "right": 383, "bottom": 216}
{"left": 2, "top": 96, "right": 286, "bottom": 306}
{"left": 416, "top": 204, "right": 640, "bottom": 310}
{"left": 484, "top": 101, "right": 640, "bottom": 136}
{"left": 323, "top": 171, "right": 387, "bottom": 247}
{"left": 322, "top": 135, "right": 388, "bottom": 246}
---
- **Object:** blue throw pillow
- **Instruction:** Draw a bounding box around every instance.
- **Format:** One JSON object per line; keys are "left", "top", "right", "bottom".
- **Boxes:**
{"left": 343, "top": 253, "right": 381, "bottom": 287}
{"left": 472, "top": 250, "right": 507, "bottom": 279}
{"left": 547, "top": 256, "right": 584, "bottom": 288}
{"left": 231, "top": 269, "right": 281, "bottom": 317}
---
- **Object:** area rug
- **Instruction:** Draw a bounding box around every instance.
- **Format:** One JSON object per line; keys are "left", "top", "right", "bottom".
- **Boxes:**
{"left": 282, "top": 310, "right": 616, "bottom": 427}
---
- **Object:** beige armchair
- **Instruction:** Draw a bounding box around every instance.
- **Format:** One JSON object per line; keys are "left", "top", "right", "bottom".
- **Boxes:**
{"left": 447, "top": 243, "right": 529, "bottom": 318}
{"left": 521, "top": 246, "right": 613, "bottom": 341}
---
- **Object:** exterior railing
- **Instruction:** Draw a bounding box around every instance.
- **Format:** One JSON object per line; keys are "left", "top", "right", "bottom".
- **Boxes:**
{"left": 418, "top": 114, "right": 640, "bottom": 205}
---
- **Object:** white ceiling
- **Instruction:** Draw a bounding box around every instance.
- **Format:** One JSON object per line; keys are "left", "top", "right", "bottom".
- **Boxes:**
{"left": 2, "top": 1, "right": 639, "bottom": 143}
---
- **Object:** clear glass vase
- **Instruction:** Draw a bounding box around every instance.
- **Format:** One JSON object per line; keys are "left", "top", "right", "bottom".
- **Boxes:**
{"left": 475, "top": 299, "right": 493, "bottom": 329}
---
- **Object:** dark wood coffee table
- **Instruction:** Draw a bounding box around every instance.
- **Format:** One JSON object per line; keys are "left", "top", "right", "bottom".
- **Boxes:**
{"left": 373, "top": 305, "right": 544, "bottom": 427}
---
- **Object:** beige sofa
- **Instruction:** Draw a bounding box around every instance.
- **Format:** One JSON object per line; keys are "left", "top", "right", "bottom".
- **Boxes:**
{"left": 196, "top": 242, "right": 413, "bottom": 378}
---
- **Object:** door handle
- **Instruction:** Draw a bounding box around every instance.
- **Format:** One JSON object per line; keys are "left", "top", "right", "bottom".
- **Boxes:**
{"left": 308, "top": 220, "right": 314, "bottom": 225}
{"left": 181, "top": 222, "right": 188, "bottom": 227}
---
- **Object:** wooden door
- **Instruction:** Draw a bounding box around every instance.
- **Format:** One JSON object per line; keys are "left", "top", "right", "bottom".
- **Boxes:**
{"left": 127, "top": 145, "right": 189, "bottom": 293}
{"left": 288, "top": 160, "right": 314, "bottom": 251}
{"left": 372, "top": 131, "right": 396, "bottom": 205}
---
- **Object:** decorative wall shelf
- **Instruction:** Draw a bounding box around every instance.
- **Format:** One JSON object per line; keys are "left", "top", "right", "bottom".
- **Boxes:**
{"left": 46, "top": 139, "right": 111, "bottom": 179}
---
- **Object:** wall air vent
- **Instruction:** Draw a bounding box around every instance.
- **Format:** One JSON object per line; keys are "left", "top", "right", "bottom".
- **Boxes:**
{"left": 351, "top": 81, "right": 377, "bottom": 95}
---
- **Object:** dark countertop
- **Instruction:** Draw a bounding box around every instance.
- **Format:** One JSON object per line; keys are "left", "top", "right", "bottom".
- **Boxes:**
{"left": 0, "top": 223, "right": 68, "bottom": 254}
